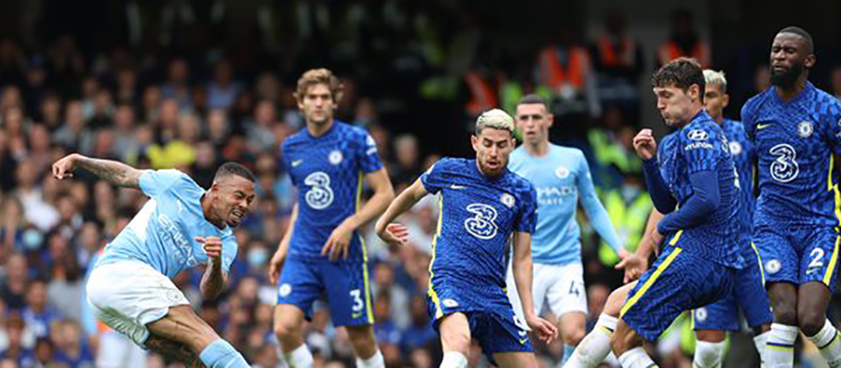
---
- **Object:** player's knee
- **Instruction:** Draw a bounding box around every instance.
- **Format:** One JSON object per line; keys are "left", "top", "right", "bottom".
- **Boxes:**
{"left": 798, "top": 309, "right": 825, "bottom": 336}
{"left": 694, "top": 341, "right": 724, "bottom": 368}
{"left": 609, "top": 328, "right": 633, "bottom": 355}
{"left": 563, "top": 327, "right": 586, "bottom": 346}
{"left": 441, "top": 330, "right": 471, "bottom": 354}
{"left": 273, "top": 318, "right": 302, "bottom": 342}
{"left": 345, "top": 326, "right": 377, "bottom": 357}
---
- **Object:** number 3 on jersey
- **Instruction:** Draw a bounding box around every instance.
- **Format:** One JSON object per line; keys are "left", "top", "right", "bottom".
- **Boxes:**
{"left": 769, "top": 144, "right": 799, "bottom": 183}
{"left": 304, "top": 172, "right": 334, "bottom": 209}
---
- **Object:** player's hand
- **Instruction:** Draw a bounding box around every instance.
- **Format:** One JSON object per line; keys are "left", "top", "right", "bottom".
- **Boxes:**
{"left": 376, "top": 222, "right": 409, "bottom": 247}
{"left": 197, "top": 236, "right": 223, "bottom": 264}
{"left": 525, "top": 315, "right": 559, "bottom": 344}
{"left": 268, "top": 247, "right": 287, "bottom": 284}
{"left": 616, "top": 254, "right": 647, "bottom": 283}
{"left": 52, "top": 153, "right": 81, "bottom": 180}
{"left": 633, "top": 129, "right": 657, "bottom": 160}
{"left": 651, "top": 229, "right": 664, "bottom": 257}
{"left": 322, "top": 221, "right": 354, "bottom": 260}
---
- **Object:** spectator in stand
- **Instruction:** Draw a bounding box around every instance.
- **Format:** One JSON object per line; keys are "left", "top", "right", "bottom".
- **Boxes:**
{"left": 161, "top": 58, "right": 193, "bottom": 111}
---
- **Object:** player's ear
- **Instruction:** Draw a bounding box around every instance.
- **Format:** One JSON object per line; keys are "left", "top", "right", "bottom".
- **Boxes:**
{"left": 722, "top": 93, "right": 730, "bottom": 109}
{"left": 471, "top": 134, "right": 479, "bottom": 152}
{"left": 805, "top": 54, "right": 816, "bottom": 69}
{"left": 689, "top": 84, "right": 701, "bottom": 102}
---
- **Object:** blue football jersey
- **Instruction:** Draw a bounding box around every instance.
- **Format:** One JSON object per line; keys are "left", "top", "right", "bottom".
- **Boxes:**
{"left": 722, "top": 119, "right": 757, "bottom": 243}
{"left": 657, "top": 110, "right": 743, "bottom": 268}
{"left": 422, "top": 158, "right": 537, "bottom": 289}
{"left": 98, "top": 170, "right": 238, "bottom": 278}
{"left": 742, "top": 82, "right": 841, "bottom": 228}
{"left": 281, "top": 121, "right": 383, "bottom": 261}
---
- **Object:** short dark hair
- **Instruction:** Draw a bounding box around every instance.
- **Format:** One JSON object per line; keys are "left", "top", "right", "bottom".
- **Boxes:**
{"left": 516, "top": 94, "right": 551, "bottom": 111}
{"left": 651, "top": 57, "right": 706, "bottom": 103}
{"left": 778, "top": 26, "right": 814, "bottom": 54}
{"left": 214, "top": 162, "right": 256, "bottom": 183}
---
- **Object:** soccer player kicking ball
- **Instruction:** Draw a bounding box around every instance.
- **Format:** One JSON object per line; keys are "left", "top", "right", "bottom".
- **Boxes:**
{"left": 743, "top": 26, "right": 841, "bottom": 368}
{"left": 376, "top": 109, "right": 558, "bottom": 368}
{"left": 611, "top": 57, "right": 744, "bottom": 368}
{"left": 53, "top": 154, "right": 256, "bottom": 367}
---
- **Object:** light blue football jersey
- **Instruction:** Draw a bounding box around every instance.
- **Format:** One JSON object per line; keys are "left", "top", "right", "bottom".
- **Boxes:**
{"left": 97, "top": 170, "right": 238, "bottom": 278}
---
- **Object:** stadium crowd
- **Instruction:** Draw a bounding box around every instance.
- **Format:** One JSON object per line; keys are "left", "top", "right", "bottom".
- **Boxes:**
{"left": 3, "top": 1, "right": 841, "bottom": 367}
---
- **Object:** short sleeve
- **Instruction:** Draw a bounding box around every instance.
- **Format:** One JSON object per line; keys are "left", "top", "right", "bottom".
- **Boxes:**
{"left": 279, "top": 144, "right": 297, "bottom": 186}
{"left": 139, "top": 169, "right": 187, "bottom": 198}
{"left": 420, "top": 158, "right": 449, "bottom": 194}
{"left": 681, "top": 126, "right": 721, "bottom": 173}
{"left": 741, "top": 101, "right": 757, "bottom": 141}
{"left": 221, "top": 235, "right": 238, "bottom": 273}
{"left": 515, "top": 185, "right": 538, "bottom": 233}
{"left": 358, "top": 132, "right": 384, "bottom": 173}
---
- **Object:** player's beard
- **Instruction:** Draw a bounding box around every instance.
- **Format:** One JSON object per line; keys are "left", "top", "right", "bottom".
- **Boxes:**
{"left": 770, "top": 61, "right": 805, "bottom": 88}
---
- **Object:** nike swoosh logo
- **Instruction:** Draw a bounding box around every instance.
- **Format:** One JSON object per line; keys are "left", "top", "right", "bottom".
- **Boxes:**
{"left": 450, "top": 184, "right": 466, "bottom": 189}
{"left": 292, "top": 160, "right": 304, "bottom": 167}
{"left": 757, "top": 124, "right": 772, "bottom": 130}
{"left": 352, "top": 313, "right": 363, "bottom": 319}
{"left": 519, "top": 338, "right": 528, "bottom": 344}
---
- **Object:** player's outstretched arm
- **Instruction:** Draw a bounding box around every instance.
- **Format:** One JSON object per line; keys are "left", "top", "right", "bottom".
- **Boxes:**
{"left": 322, "top": 168, "right": 396, "bottom": 259}
{"left": 576, "top": 155, "right": 627, "bottom": 259}
{"left": 52, "top": 153, "right": 142, "bottom": 189}
{"left": 375, "top": 178, "right": 428, "bottom": 246}
{"left": 269, "top": 203, "right": 297, "bottom": 284}
{"left": 512, "top": 231, "right": 558, "bottom": 343}
{"left": 197, "top": 236, "right": 228, "bottom": 300}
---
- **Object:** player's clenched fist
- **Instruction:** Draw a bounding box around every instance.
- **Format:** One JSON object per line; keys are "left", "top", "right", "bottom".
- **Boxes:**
{"left": 52, "top": 153, "right": 81, "bottom": 180}
{"left": 633, "top": 129, "right": 658, "bottom": 161}
{"left": 197, "top": 236, "right": 223, "bottom": 263}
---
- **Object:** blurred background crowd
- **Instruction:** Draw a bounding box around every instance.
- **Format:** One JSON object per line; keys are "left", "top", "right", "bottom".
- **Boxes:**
{"left": 2, "top": 0, "right": 841, "bottom": 367}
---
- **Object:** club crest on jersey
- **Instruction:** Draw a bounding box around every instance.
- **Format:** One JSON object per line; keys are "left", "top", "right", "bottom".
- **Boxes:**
{"left": 798, "top": 121, "right": 813, "bottom": 138}
{"left": 687, "top": 129, "right": 708, "bottom": 141}
{"left": 329, "top": 150, "right": 343, "bottom": 165}
{"left": 729, "top": 141, "right": 742, "bottom": 156}
{"left": 765, "top": 259, "right": 781, "bottom": 274}
{"left": 500, "top": 193, "right": 516, "bottom": 208}
{"left": 555, "top": 166, "right": 570, "bottom": 179}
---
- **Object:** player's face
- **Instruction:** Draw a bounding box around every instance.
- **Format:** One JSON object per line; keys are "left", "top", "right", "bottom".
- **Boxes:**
{"left": 653, "top": 84, "right": 700, "bottom": 127}
{"left": 298, "top": 83, "right": 335, "bottom": 126}
{"left": 703, "top": 83, "right": 729, "bottom": 121}
{"left": 515, "top": 103, "right": 553, "bottom": 146}
{"left": 472, "top": 128, "right": 515, "bottom": 177}
{"left": 212, "top": 176, "right": 256, "bottom": 228}
{"left": 770, "top": 33, "right": 814, "bottom": 88}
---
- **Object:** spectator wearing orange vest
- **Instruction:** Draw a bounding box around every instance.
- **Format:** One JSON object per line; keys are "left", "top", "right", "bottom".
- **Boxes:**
{"left": 590, "top": 10, "right": 644, "bottom": 82}
{"left": 462, "top": 67, "right": 499, "bottom": 118}
{"left": 537, "top": 27, "right": 601, "bottom": 120}
{"left": 656, "top": 9, "right": 710, "bottom": 68}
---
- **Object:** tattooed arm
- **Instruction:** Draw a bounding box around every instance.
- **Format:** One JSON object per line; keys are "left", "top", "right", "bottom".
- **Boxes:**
{"left": 52, "top": 153, "right": 142, "bottom": 189}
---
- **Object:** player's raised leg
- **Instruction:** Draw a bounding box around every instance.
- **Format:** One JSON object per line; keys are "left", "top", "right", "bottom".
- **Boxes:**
{"left": 147, "top": 305, "right": 249, "bottom": 367}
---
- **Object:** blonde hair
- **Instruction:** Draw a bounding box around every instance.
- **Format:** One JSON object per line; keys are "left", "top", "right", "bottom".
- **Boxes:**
{"left": 294, "top": 68, "right": 344, "bottom": 104}
{"left": 474, "top": 109, "right": 515, "bottom": 136}
{"left": 703, "top": 69, "right": 728, "bottom": 91}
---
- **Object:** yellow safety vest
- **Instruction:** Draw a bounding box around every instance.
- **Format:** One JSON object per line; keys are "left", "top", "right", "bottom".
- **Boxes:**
{"left": 599, "top": 189, "right": 652, "bottom": 266}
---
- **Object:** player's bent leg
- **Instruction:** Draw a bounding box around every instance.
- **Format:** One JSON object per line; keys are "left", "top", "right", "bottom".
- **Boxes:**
{"left": 144, "top": 334, "right": 203, "bottom": 368}
{"left": 273, "top": 304, "right": 312, "bottom": 368}
{"left": 799, "top": 281, "right": 841, "bottom": 367}
{"left": 563, "top": 282, "right": 637, "bottom": 368}
{"left": 438, "top": 313, "right": 471, "bottom": 368}
{"left": 492, "top": 352, "right": 538, "bottom": 368}
{"left": 693, "top": 330, "right": 725, "bottom": 368}
{"left": 560, "top": 312, "right": 586, "bottom": 364}
{"left": 611, "top": 319, "right": 657, "bottom": 368}
{"left": 146, "top": 305, "right": 248, "bottom": 368}
{"left": 345, "top": 325, "right": 384, "bottom": 368}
